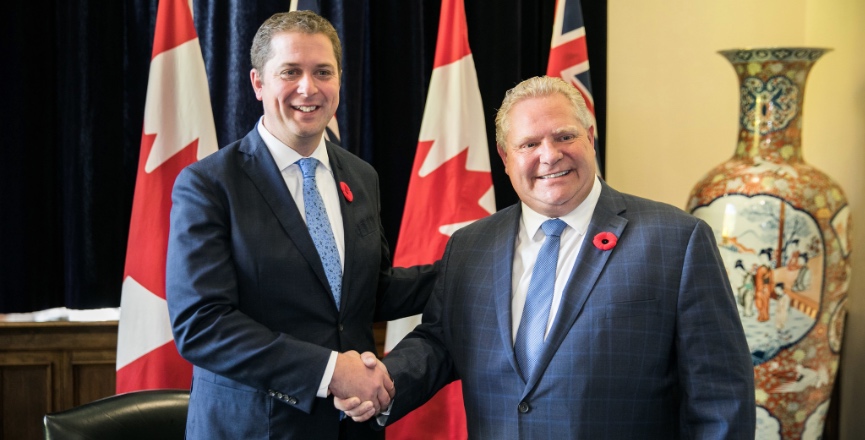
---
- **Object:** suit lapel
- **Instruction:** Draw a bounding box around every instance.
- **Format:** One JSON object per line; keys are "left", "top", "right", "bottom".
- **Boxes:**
{"left": 491, "top": 206, "right": 525, "bottom": 382}
{"left": 237, "top": 130, "right": 331, "bottom": 298}
{"left": 522, "top": 182, "right": 629, "bottom": 395}
{"left": 327, "top": 143, "right": 353, "bottom": 312}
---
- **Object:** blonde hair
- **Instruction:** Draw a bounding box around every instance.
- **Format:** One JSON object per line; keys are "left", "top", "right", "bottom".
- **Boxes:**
{"left": 495, "top": 76, "right": 591, "bottom": 148}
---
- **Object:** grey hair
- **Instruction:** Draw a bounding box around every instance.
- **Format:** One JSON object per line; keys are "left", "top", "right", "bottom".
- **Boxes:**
{"left": 495, "top": 76, "right": 592, "bottom": 148}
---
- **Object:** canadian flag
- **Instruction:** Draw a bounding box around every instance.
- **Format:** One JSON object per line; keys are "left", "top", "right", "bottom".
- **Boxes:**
{"left": 384, "top": 0, "right": 495, "bottom": 438}
{"left": 116, "top": 0, "right": 217, "bottom": 393}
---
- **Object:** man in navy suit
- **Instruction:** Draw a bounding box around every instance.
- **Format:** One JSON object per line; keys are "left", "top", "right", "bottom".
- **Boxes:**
{"left": 166, "top": 11, "right": 434, "bottom": 439}
{"left": 339, "top": 76, "right": 755, "bottom": 438}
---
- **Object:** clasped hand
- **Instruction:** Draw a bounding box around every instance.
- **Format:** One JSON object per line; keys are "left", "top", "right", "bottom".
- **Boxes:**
{"left": 329, "top": 351, "right": 392, "bottom": 422}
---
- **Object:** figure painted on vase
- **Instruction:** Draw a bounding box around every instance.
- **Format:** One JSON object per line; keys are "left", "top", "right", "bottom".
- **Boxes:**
{"left": 792, "top": 253, "right": 811, "bottom": 293}
{"left": 734, "top": 259, "right": 757, "bottom": 318}
{"left": 754, "top": 248, "right": 775, "bottom": 322}
{"left": 774, "top": 282, "right": 791, "bottom": 341}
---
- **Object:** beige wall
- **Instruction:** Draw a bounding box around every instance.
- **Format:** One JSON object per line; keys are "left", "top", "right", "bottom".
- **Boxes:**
{"left": 607, "top": 0, "right": 865, "bottom": 438}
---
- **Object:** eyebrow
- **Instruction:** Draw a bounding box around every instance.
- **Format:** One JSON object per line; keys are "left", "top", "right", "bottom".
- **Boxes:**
{"left": 512, "top": 126, "right": 580, "bottom": 143}
{"left": 551, "top": 125, "right": 581, "bottom": 135}
{"left": 274, "top": 62, "right": 336, "bottom": 70}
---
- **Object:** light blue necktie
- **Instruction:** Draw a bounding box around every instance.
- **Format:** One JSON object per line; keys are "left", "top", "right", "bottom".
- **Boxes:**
{"left": 514, "top": 218, "right": 567, "bottom": 379}
{"left": 297, "top": 158, "right": 342, "bottom": 310}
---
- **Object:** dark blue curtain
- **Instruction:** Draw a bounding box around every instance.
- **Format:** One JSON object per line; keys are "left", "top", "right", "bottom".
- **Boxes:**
{"left": 0, "top": 0, "right": 607, "bottom": 312}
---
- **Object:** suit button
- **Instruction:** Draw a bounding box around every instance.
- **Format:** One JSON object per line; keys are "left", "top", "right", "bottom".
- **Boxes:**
{"left": 288, "top": 397, "right": 298, "bottom": 405}
{"left": 518, "top": 402, "right": 530, "bottom": 413}
{"left": 338, "top": 324, "right": 344, "bottom": 332}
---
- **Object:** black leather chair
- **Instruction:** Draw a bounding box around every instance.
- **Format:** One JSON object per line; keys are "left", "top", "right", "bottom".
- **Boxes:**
{"left": 43, "top": 389, "right": 189, "bottom": 440}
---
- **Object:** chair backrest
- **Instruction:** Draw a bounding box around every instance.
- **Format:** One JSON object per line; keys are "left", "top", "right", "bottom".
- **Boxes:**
{"left": 43, "top": 389, "right": 189, "bottom": 440}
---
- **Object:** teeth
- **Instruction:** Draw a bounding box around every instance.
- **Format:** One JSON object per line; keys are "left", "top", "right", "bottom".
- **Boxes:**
{"left": 539, "top": 170, "right": 569, "bottom": 179}
{"left": 294, "top": 105, "right": 317, "bottom": 113}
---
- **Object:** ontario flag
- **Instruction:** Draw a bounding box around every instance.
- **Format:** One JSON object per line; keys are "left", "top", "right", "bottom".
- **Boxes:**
{"left": 116, "top": 0, "right": 217, "bottom": 393}
{"left": 547, "top": 0, "right": 595, "bottom": 127}
{"left": 384, "top": 0, "right": 495, "bottom": 438}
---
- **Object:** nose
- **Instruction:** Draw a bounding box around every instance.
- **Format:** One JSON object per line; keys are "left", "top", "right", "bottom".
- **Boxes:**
{"left": 297, "top": 73, "right": 318, "bottom": 96}
{"left": 538, "top": 139, "right": 563, "bottom": 164}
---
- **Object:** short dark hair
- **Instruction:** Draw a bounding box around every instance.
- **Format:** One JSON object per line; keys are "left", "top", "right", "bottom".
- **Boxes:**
{"left": 250, "top": 10, "right": 342, "bottom": 74}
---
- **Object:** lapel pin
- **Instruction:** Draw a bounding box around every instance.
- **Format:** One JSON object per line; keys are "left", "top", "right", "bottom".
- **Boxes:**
{"left": 593, "top": 232, "right": 618, "bottom": 251}
{"left": 340, "top": 181, "right": 353, "bottom": 203}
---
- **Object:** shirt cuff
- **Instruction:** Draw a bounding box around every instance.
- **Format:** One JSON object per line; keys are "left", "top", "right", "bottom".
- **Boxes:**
{"left": 317, "top": 351, "right": 338, "bottom": 398}
{"left": 375, "top": 399, "right": 394, "bottom": 426}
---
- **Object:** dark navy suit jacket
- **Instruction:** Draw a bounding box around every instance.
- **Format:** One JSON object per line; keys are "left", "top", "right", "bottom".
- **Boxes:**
{"left": 384, "top": 182, "right": 756, "bottom": 439}
{"left": 167, "top": 128, "right": 434, "bottom": 439}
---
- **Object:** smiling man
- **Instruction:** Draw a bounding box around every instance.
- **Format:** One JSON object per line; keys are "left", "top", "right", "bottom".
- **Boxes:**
{"left": 166, "top": 11, "right": 436, "bottom": 440}
{"left": 338, "top": 76, "right": 756, "bottom": 439}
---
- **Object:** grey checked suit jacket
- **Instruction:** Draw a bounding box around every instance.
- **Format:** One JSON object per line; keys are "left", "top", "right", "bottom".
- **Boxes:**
{"left": 167, "top": 128, "right": 435, "bottom": 439}
{"left": 383, "top": 181, "right": 755, "bottom": 439}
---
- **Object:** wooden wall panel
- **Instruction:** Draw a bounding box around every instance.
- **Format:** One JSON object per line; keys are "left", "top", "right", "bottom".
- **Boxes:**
{"left": 0, "top": 321, "right": 118, "bottom": 440}
{"left": 1, "top": 362, "right": 52, "bottom": 440}
{"left": 72, "top": 350, "right": 117, "bottom": 406}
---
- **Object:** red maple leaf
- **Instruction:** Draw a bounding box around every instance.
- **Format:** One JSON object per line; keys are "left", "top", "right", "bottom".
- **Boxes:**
{"left": 393, "top": 140, "right": 493, "bottom": 267}
{"left": 123, "top": 132, "right": 199, "bottom": 300}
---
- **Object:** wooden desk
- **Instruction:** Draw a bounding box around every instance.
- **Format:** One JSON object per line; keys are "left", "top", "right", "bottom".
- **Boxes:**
{"left": 0, "top": 320, "right": 117, "bottom": 440}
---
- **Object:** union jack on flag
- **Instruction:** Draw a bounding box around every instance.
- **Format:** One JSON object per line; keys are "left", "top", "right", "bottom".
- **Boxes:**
{"left": 547, "top": 0, "right": 595, "bottom": 119}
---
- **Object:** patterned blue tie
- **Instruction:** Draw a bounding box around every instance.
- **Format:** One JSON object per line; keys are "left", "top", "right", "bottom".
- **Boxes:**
{"left": 514, "top": 218, "right": 567, "bottom": 379}
{"left": 297, "top": 158, "right": 342, "bottom": 310}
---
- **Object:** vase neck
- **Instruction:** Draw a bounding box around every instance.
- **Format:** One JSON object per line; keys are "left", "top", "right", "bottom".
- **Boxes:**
{"left": 720, "top": 48, "right": 828, "bottom": 163}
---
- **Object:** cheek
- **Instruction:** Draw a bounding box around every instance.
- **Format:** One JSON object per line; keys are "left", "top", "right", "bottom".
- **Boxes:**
{"left": 328, "top": 87, "right": 341, "bottom": 104}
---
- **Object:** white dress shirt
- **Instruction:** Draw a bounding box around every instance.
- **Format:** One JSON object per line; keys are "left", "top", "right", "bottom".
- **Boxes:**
{"left": 511, "top": 176, "right": 602, "bottom": 343}
{"left": 257, "top": 119, "right": 342, "bottom": 398}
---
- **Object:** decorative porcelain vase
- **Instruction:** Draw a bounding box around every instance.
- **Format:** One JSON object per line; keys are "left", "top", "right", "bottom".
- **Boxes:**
{"left": 686, "top": 48, "right": 851, "bottom": 439}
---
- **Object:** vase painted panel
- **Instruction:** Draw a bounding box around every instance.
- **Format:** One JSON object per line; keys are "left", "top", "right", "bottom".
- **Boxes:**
{"left": 686, "top": 48, "right": 851, "bottom": 439}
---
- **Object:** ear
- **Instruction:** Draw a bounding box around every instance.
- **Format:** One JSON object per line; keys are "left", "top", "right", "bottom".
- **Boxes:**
{"left": 587, "top": 125, "right": 595, "bottom": 146}
{"left": 250, "top": 69, "right": 264, "bottom": 101}
{"left": 496, "top": 144, "right": 509, "bottom": 174}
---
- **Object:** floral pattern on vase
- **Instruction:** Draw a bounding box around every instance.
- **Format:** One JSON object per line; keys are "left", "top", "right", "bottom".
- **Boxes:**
{"left": 687, "top": 48, "right": 851, "bottom": 439}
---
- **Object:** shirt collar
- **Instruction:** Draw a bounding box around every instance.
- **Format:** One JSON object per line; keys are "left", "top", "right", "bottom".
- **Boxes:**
{"left": 521, "top": 175, "right": 602, "bottom": 239}
{"left": 256, "top": 117, "right": 331, "bottom": 173}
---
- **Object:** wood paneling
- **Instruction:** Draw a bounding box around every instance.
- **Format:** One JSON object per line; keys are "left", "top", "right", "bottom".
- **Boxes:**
{"left": 0, "top": 321, "right": 117, "bottom": 440}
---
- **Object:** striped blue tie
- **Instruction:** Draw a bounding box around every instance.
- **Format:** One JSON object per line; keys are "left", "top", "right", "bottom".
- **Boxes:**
{"left": 297, "top": 158, "right": 342, "bottom": 310}
{"left": 514, "top": 218, "right": 567, "bottom": 379}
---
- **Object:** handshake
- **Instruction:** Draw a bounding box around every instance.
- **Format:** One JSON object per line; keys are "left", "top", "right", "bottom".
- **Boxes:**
{"left": 328, "top": 350, "right": 393, "bottom": 422}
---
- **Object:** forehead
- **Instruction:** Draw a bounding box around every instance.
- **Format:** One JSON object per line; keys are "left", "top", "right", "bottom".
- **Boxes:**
{"left": 506, "top": 94, "right": 581, "bottom": 139}
{"left": 265, "top": 31, "right": 337, "bottom": 67}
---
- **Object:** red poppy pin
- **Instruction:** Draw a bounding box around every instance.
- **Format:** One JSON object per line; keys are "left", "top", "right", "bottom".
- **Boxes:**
{"left": 593, "top": 232, "right": 618, "bottom": 251}
{"left": 340, "top": 182, "right": 353, "bottom": 203}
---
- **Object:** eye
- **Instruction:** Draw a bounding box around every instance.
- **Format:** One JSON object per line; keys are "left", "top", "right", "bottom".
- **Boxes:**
{"left": 280, "top": 69, "right": 301, "bottom": 78}
{"left": 315, "top": 69, "right": 335, "bottom": 77}
{"left": 557, "top": 134, "right": 576, "bottom": 142}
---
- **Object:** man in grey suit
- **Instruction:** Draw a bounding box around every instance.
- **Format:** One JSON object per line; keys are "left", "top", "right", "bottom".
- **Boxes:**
{"left": 166, "top": 11, "right": 434, "bottom": 439}
{"left": 339, "top": 76, "right": 755, "bottom": 438}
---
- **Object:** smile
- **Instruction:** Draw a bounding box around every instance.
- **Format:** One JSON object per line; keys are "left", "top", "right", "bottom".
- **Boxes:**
{"left": 538, "top": 170, "right": 570, "bottom": 179}
{"left": 292, "top": 105, "right": 319, "bottom": 113}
